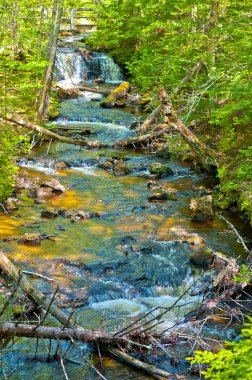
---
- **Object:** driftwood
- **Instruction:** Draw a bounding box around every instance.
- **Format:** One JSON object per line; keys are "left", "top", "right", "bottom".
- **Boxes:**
{"left": 0, "top": 114, "right": 103, "bottom": 147}
{"left": 100, "top": 82, "right": 131, "bottom": 108}
{"left": 137, "top": 60, "right": 206, "bottom": 135}
{"left": 0, "top": 251, "right": 173, "bottom": 379}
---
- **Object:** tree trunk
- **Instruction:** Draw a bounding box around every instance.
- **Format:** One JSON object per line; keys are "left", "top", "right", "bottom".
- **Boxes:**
{"left": 160, "top": 89, "right": 218, "bottom": 173}
{"left": 37, "top": 1, "right": 62, "bottom": 123}
{"left": 0, "top": 114, "right": 102, "bottom": 147}
{"left": 0, "top": 323, "right": 127, "bottom": 345}
{"left": 136, "top": 60, "right": 206, "bottom": 135}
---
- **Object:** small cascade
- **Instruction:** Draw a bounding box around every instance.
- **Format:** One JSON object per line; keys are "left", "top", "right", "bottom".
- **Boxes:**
{"left": 55, "top": 50, "right": 87, "bottom": 85}
{"left": 55, "top": 47, "right": 124, "bottom": 86}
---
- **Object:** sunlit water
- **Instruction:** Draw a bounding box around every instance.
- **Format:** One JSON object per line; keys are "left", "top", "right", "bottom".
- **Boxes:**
{"left": 0, "top": 39, "right": 251, "bottom": 379}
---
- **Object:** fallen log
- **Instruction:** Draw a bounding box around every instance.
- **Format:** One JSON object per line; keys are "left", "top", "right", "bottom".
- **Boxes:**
{"left": 0, "top": 323, "right": 127, "bottom": 345}
{"left": 0, "top": 114, "right": 103, "bottom": 147}
{"left": 161, "top": 92, "right": 218, "bottom": 173}
{"left": 79, "top": 86, "right": 110, "bottom": 96}
{"left": 115, "top": 126, "right": 170, "bottom": 149}
{"left": 137, "top": 60, "right": 206, "bottom": 135}
{"left": 100, "top": 82, "right": 131, "bottom": 108}
{"left": 0, "top": 251, "right": 173, "bottom": 379}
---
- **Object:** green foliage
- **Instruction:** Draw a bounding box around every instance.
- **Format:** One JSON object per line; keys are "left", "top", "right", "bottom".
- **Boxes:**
{"left": 233, "top": 264, "right": 252, "bottom": 283}
{"left": 0, "top": 126, "right": 29, "bottom": 203}
{"left": 190, "top": 317, "right": 252, "bottom": 380}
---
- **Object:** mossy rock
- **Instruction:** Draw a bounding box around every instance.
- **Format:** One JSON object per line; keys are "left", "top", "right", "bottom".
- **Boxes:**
{"left": 148, "top": 188, "right": 168, "bottom": 201}
{"left": 149, "top": 163, "right": 174, "bottom": 178}
{"left": 100, "top": 82, "right": 131, "bottom": 108}
{"left": 189, "top": 248, "right": 214, "bottom": 267}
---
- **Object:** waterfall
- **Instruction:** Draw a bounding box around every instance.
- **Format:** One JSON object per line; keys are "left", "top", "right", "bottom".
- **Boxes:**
{"left": 55, "top": 51, "right": 87, "bottom": 86}
{"left": 55, "top": 47, "right": 124, "bottom": 86}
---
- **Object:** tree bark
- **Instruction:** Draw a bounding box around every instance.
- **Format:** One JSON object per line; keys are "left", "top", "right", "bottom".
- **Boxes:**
{"left": 115, "top": 126, "right": 170, "bottom": 148}
{"left": 37, "top": 1, "right": 62, "bottom": 123}
{"left": 161, "top": 93, "right": 218, "bottom": 173}
{"left": 0, "top": 323, "right": 127, "bottom": 345}
{"left": 0, "top": 114, "right": 101, "bottom": 147}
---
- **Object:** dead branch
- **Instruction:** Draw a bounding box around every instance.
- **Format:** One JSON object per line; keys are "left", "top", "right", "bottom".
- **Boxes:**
{"left": 137, "top": 60, "right": 206, "bottom": 135}
{"left": 0, "top": 114, "right": 104, "bottom": 147}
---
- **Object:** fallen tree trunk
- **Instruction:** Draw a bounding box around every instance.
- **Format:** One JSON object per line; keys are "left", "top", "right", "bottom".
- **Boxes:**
{"left": 100, "top": 82, "right": 131, "bottom": 108}
{"left": 0, "top": 323, "right": 127, "bottom": 345}
{"left": 0, "top": 114, "right": 103, "bottom": 147}
{"left": 0, "top": 251, "right": 173, "bottom": 379}
{"left": 79, "top": 86, "right": 110, "bottom": 96}
{"left": 137, "top": 60, "right": 206, "bottom": 135}
{"left": 115, "top": 126, "right": 170, "bottom": 148}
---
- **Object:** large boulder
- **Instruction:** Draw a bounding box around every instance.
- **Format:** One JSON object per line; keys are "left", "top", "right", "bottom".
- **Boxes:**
{"left": 40, "top": 179, "right": 66, "bottom": 193}
{"left": 190, "top": 195, "right": 213, "bottom": 222}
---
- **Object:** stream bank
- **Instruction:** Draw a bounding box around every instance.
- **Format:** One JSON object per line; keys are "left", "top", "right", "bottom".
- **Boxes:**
{"left": 0, "top": 35, "right": 252, "bottom": 379}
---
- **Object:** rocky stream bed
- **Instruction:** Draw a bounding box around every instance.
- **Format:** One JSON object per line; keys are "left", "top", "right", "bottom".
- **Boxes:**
{"left": 0, "top": 37, "right": 252, "bottom": 379}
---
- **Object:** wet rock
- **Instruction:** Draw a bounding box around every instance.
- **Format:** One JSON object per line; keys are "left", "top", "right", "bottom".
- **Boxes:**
{"left": 15, "top": 176, "right": 34, "bottom": 190}
{"left": 41, "top": 210, "right": 58, "bottom": 218}
{"left": 56, "top": 224, "right": 66, "bottom": 231}
{"left": 189, "top": 247, "right": 214, "bottom": 267}
{"left": 190, "top": 195, "right": 213, "bottom": 222}
{"left": 113, "top": 160, "right": 130, "bottom": 176}
{"left": 120, "top": 236, "right": 137, "bottom": 244}
{"left": 149, "top": 163, "right": 174, "bottom": 178}
{"left": 52, "top": 161, "right": 69, "bottom": 170}
{"left": 5, "top": 198, "right": 19, "bottom": 211}
{"left": 40, "top": 179, "right": 66, "bottom": 193}
{"left": 147, "top": 181, "right": 160, "bottom": 190}
{"left": 18, "top": 233, "right": 43, "bottom": 245}
{"left": 148, "top": 188, "right": 168, "bottom": 201}
{"left": 148, "top": 186, "right": 177, "bottom": 202}
{"left": 94, "top": 77, "right": 105, "bottom": 84}
{"left": 58, "top": 209, "right": 100, "bottom": 220}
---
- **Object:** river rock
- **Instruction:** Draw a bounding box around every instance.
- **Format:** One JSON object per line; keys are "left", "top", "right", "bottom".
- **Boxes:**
{"left": 149, "top": 163, "right": 174, "bottom": 178}
{"left": 113, "top": 160, "right": 130, "bottom": 176}
{"left": 40, "top": 179, "right": 66, "bottom": 193}
{"left": 41, "top": 210, "right": 58, "bottom": 218}
{"left": 18, "top": 233, "right": 43, "bottom": 245}
{"left": 189, "top": 247, "right": 214, "bottom": 267}
{"left": 148, "top": 188, "right": 168, "bottom": 201}
{"left": 52, "top": 161, "right": 69, "bottom": 170}
{"left": 94, "top": 77, "right": 105, "bottom": 84}
{"left": 190, "top": 195, "right": 213, "bottom": 222}
{"left": 5, "top": 197, "right": 19, "bottom": 211}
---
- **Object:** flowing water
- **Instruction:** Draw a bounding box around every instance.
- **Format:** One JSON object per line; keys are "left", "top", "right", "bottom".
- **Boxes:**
{"left": 0, "top": 38, "right": 251, "bottom": 379}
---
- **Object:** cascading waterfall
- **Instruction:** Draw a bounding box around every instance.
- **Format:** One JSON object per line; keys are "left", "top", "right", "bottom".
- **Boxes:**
{"left": 55, "top": 48, "right": 124, "bottom": 86}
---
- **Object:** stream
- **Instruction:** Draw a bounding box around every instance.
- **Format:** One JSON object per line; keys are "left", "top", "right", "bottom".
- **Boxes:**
{"left": 0, "top": 36, "right": 251, "bottom": 379}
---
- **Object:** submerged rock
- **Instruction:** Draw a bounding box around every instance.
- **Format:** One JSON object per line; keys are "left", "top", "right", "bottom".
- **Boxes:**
{"left": 40, "top": 179, "right": 66, "bottom": 193}
{"left": 190, "top": 195, "right": 213, "bottom": 222}
{"left": 148, "top": 188, "right": 168, "bottom": 201}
